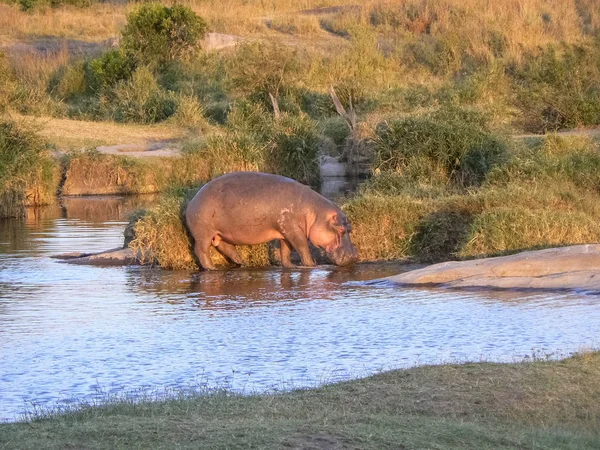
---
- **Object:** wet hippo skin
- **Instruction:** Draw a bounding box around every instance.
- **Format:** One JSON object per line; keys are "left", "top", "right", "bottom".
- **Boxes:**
{"left": 185, "top": 172, "right": 359, "bottom": 270}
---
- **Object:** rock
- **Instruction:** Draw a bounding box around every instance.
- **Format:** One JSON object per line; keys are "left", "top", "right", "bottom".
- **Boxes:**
{"left": 380, "top": 245, "right": 600, "bottom": 292}
{"left": 59, "top": 248, "right": 141, "bottom": 267}
{"left": 51, "top": 252, "right": 93, "bottom": 260}
{"left": 320, "top": 155, "right": 347, "bottom": 177}
{"left": 202, "top": 32, "right": 244, "bottom": 51}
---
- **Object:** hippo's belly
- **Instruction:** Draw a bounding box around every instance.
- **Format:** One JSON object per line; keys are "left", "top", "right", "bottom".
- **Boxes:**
{"left": 220, "top": 228, "right": 284, "bottom": 246}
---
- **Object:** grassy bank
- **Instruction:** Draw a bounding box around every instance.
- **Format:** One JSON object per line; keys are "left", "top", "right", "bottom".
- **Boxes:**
{"left": 128, "top": 132, "right": 600, "bottom": 269}
{"left": 0, "top": 118, "right": 60, "bottom": 218}
{"left": 4, "top": 0, "right": 600, "bottom": 260}
{"left": 1, "top": 352, "right": 599, "bottom": 449}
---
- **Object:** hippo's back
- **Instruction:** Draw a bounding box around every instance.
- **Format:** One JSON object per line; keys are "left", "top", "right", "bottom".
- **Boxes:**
{"left": 185, "top": 172, "right": 318, "bottom": 239}
{"left": 195, "top": 172, "right": 307, "bottom": 207}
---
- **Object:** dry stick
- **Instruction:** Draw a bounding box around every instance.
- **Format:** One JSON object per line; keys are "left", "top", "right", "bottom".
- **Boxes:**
{"left": 329, "top": 85, "right": 356, "bottom": 132}
{"left": 269, "top": 92, "right": 281, "bottom": 121}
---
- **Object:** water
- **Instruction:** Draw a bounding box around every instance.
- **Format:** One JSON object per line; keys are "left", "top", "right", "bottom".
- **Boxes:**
{"left": 1, "top": 197, "right": 600, "bottom": 422}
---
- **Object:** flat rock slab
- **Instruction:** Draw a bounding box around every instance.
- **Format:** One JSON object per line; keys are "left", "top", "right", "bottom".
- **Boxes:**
{"left": 96, "top": 141, "right": 180, "bottom": 158}
{"left": 57, "top": 248, "right": 141, "bottom": 267}
{"left": 381, "top": 245, "right": 600, "bottom": 292}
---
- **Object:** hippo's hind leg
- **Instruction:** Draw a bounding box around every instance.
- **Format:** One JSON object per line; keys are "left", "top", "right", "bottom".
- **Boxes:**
{"left": 283, "top": 230, "right": 316, "bottom": 267}
{"left": 214, "top": 241, "right": 244, "bottom": 267}
{"left": 193, "top": 237, "right": 216, "bottom": 271}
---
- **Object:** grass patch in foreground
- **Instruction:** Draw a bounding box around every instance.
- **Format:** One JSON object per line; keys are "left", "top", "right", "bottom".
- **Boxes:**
{"left": 1, "top": 352, "right": 599, "bottom": 449}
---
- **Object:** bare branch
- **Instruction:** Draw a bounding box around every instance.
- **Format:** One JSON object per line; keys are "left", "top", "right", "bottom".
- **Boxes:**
{"left": 329, "top": 85, "right": 356, "bottom": 132}
{"left": 269, "top": 92, "right": 281, "bottom": 121}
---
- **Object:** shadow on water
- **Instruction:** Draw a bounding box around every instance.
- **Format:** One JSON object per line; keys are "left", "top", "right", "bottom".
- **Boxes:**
{"left": 124, "top": 262, "right": 419, "bottom": 310}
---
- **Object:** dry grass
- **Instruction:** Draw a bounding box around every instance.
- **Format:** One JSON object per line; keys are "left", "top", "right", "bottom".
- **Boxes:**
{"left": 2, "top": 0, "right": 596, "bottom": 53}
{"left": 14, "top": 114, "right": 187, "bottom": 150}
{"left": 129, "top": 191, "right": 271, "bottom": 270}
{"left": 0, "top": 3, "right": 125, "bottom": 41}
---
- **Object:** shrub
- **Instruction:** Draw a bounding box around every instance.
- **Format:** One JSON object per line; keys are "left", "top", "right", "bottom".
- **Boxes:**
{"left": 50, "top": 61, "right": 87, "bottom": 100}
{"left": 227, "top": 41, "right": 305, "bottom": 101}
{"left": 129, "top": 190, "right": 271, "bottom": 270}
{"left": 373, "top": 109, "right": 508, "bottom": 187}
{"left": 0, "top": 119, "right": 59, "bottom": 218}
{"left": 268, "top": 113, "right": 321, "bottom": 185}
{"left": 320, "top": 116, "right": 351, "bottom": 149}
{"left": 222, "top": 102, "right": 322, "bottom": 185}
{"left": 121, "top": 3, "right": 207, "bottom": 67}
{"left": 19, "top": 0, "right": 95, "bottom": 11}
{"left": 105, "top": 66, "right": 177, "bottom": 123}
{"left": 403, "top": 36, "right": 465, "bottom": 76}
{"left": 486, "top": 135, "right": 600, "bottom": 191}
{"left": 87, "top": 49, "right": 136, "bottom": 93}
{"left": 510, "top": 43, "right": 600, "bottom": 132}
{"left": 170, "top": 93, "right": 208, "bottom": 130}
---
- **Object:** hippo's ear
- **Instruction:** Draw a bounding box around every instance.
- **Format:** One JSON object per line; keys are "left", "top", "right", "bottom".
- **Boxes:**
{"left": 329, "top": 214, "right": 346, "bottom": 235}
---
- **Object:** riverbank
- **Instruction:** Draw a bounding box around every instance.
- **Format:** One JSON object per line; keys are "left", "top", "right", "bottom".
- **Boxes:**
{"left": 1, "top": 352, "right": 598, "bottom": 449}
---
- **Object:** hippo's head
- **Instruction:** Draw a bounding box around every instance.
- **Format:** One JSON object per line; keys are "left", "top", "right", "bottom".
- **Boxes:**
{"left": 309, "top": 210, "right": 359, "bottom": 266}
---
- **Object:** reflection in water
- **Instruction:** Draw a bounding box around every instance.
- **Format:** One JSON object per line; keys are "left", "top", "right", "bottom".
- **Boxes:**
{"left": 1, "top": 198, "right": 600, "bottom": 422}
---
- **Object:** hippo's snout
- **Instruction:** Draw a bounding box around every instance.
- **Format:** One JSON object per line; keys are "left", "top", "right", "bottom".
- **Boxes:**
{"left": 327, "top": 235, "right": 359, "bottom": 266}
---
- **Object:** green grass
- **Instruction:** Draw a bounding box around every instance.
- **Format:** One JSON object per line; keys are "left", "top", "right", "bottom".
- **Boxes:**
{"left": 1, "top": 352, "right": 599, "bottom": 449}
{"left": 0, "top": 118, "right": 60, "bottom": 218}
{"left": 128, "top": 188, "right": 271, "bottom": 270}
{"left": 345, "top": 134, "right": 600, "bottom": 262}
{"left": 124, "top": 133, "right": 600, "bottom": 269}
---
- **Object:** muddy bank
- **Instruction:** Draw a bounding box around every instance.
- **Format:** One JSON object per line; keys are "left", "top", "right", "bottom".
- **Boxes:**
{"left": 380, "top": 245, "right": 600, "bottom": 292}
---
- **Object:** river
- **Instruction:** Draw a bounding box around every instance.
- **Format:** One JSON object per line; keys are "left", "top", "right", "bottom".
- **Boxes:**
{"left": 1, "top": 196, "right": 599, "bottom": 422}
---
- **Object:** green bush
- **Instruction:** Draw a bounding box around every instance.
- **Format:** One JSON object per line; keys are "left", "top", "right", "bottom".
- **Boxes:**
{"left": 0, "top": 119, "right": 58, "bottom": 218}
{"left": 269, "top": 113, "right": 321, "bottom": 185}
{"left": 227, "top": 102, "right": 322, "bottom": 184}
{"left": 373, "top": 109, "right": 508, "bottom": 187}
{"left": 105, "top": 66, "right": 177, "bottom": 123}
{"left": 121, "top": 3, "right": 207, "bottom": 67}
{"left": 510, "top": 43, "right": 600, "bottom": 132}
{"left": 227, "top": 42, "right": 305, "bottom": 102}
{"left": 487, "top": 135, "right": 600, "bottom": 191}
{"left": 185, "top": 102, "right": 321, "bottom": 185}
{"left": 50, "top": 61, "right": 87, "bottom": 100}
{"left": 87, "top": 49, "right": 136, "bottom": 93}
{"left": 320, "top": 116, "right": 351, "bottom": 149}
{"left": 403, "top": 36, "right": 465, "bottom": 76}
{"left": 19, "top": 0, "right": 95, "bottom": 11}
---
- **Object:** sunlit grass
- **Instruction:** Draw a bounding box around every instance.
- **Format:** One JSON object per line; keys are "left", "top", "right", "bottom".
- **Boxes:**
{"left": 1, "top": 351, "right": 599, "bottom": 449}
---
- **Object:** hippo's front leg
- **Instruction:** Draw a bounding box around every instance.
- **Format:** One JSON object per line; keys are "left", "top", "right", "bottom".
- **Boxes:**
{"left": 280, "top": 239, "right": 295, "bottom": 268}
{"left": 283, "top": 230, "right": 316, "bottom": 267}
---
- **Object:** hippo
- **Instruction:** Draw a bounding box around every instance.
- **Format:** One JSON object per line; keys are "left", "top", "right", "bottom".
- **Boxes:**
{"left": 185, "top": 172, "right": 359, "bottom": 270}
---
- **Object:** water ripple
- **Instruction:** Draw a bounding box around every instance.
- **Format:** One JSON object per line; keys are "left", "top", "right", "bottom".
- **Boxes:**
{"left": 1, "top": 201, "right": 599, "bottom": 422}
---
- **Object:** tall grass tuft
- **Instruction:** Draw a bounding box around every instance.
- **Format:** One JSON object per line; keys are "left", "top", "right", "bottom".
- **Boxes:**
{"left": 129, "top": 189, "right": 271, "bottom": 270}
{"left": 0, "top": 118, "right": 59, "bottom": 218}
{"left": 373, "top": 108, "right": 508, "bottom": 187}
{"left": 510, "top": 43, "right": 600, "bottom": 132}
